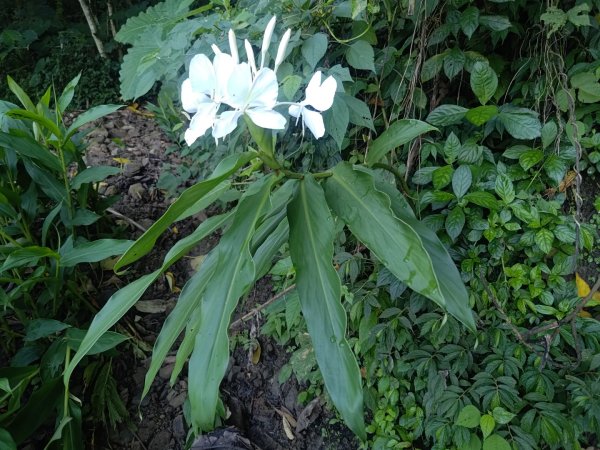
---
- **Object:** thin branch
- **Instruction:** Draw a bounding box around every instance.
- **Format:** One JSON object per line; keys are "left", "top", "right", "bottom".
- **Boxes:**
{"left": 106, "top": 207, "right": 147, "bottom": 232}
{"left": 230, "top": 284, "right": 296, "bottom": 330}
{"left": 78, "top": 0, "right": 107, "bottom": 58}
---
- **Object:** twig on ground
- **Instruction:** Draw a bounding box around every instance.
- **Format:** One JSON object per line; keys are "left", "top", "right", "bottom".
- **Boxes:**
{"left": 107, "top": 207, "right": 147, "bottom": 232}
{"left": 230, "top": 284, "right": 296, "bottom": 330}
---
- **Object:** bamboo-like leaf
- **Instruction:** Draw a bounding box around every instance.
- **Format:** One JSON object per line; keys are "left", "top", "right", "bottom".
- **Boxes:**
{"left": 6, "top": 76, "right": 36, "bottom": 112}
{"left": 0, "top": 132, "right": 62, "bottom": 172}
{"left": 288, "top": 175, "right": 366, "bottom": 440}
{"left": 115, "top": 152, "right": 254, "bottom": 270}
{"left": 325, "top": 163, "right": 475, "bottom": 331}
{"left": 188, "top": 175, "right": 277, "bottom": 432}
{"left": 59, "top": 238, "right": 133, "bottom": 267}
{"left": 63, "top": 213, "right": 231, "bottom": 386}
{"left": 7, "top": 109, "right": 62, "bottom": 139}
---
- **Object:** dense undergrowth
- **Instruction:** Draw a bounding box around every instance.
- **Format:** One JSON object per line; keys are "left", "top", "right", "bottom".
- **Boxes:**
{"left": 1, "top": 0, "right": 600, "bottom": 449}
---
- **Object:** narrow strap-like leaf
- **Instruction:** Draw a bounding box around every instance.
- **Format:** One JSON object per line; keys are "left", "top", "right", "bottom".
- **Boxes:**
{"left": 115, "top": 152, "right": 254, "bottom": 270}
{"left": 63, "top": 213, "right": 232, "bottom": 386}
{"left": 188, "top": 174, "right": 277, "bottom": 432}
{"left": 288, "top": 174, "right": 366, "bottom": 440}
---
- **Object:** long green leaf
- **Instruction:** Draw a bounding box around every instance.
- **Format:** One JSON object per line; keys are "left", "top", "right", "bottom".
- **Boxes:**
{"left": 59, "top": 238, "right": 133, "bottom": 267}
{"left": 288, "top": 175, "right": 366, "bottom": 440}
{"left": 325, "top": 163, "right": 474, "bottom": 330}
{"left": 6, "top": 76, "right": 36, "bottom": 112}
{"left": 7, "top": 109, "right": 62, "bottom": 139}
{"left": 143, "top": 250, "right": 218, "bottom": 398}
{"left": 65, "top": 104, "right": 123, "bottom": 140}
{"left": 0, "top": 132, "right": 62, "bottom": 172}
{"left": 63, "top": 212, "right": 231, "bottom": 386}
{"left": 365, "top": 119, "right": 437, "bottom": 166}
{"left": 188, "top": 174, "right": 276, "bottom": 432}
{"left": 368, "top": 168, "right": 476, "bottom": 330}
{"left": 115, "top": 152, "right": 254, "bottom": 270}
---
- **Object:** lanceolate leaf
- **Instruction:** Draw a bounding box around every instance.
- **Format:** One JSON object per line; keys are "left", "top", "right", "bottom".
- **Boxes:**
{"left": 188, "top": 175, "right": 277, "bottom": 432}
{"left": 288, "top": 175, "right": 365, "bottom": 440}
{"left": 325, "top": 163, "right": 473, "bottom": 327}
{"left": 143, "top": 250, "right": 219, "bottom": 398}
{"left": 355, "top": 167, "right": 475, "bottom": 331}
{"left": 63, "top": 213, "right": 231, "bottom": 386}
{"left": 115, "top": 152, "right": 254, "bottom": 270}
{"left": 365, "top": 119, "right": 437, "bottom": 165}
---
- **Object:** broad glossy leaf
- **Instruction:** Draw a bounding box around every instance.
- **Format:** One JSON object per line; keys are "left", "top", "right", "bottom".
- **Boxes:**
{"left": 0, "top": 428, "right": 16, "bottom": 450}
{"left": 446, "top": 207, "right": 465, "bottom": 241}
{"left": 541, "top": 121, "right": 557, "bottom": 149}
{"left": 427, "top": 105, "right": 468, "bottom": 127}
{"left": 466, "top": 105, "right": 498, "bottom": 126}
{"left": 24, "top": 319, "right": 70, "bottom": 341}
{"left": 444, "top": 47, "right": 465, "bottom": 79}
{"left": 432, "top": 165, "right": 453, "bottom": 190}
{"left": 518, "top": 149, "right": 543, "bottom": 171}
{"left": 470, "top": 62, "right": 498, "bottom": 105}
{"left": 535, "top": 229, "right": 554, "bottom": 254}
{"left": 115, "top": 152, "right": 254, "bottom": 270}
{"left": 188, "top": 175, "right": 276, "bottom": 432}
{"left": 460, "top": 7, "right": 480, "bottom": 38}
{"left": 302, "top": 33, "right": 328, "bottom": 69}
{"left": 325, "top": 163, "right": 474, "bottom": 330}
{"left": 495, "top": 174, "right": 515, "bottom": 204}
{"left": 480, "top": 415, "right": 496, "bottom": 439}
{"left": 288, "top": 175, "right": 365, "bottom": 440}
{"left": 63, "top": 212, "right": 231, "bottom": 385}
{"left": 479, "top": 15, "right": 512, "bottom": 31}
{"left": 365, "top": 119, "right": 437, "bottom": 165}
{"left": 498, "top": 106, "right": 541, "bottom": 140}
{"left": 452, "top": 165, "right": 472, "bottom": 199}
{"left": 346, "top": 40, "right": 375, "bottom": 72}
{"left": 456, "top": 404, "right": 481, "bottom": 428}
{"left": 483, "top": 434, "right": 511, "bottom": 450}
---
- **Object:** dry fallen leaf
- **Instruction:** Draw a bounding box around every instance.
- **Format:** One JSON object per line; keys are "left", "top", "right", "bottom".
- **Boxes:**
{"left": 189, "top": 254, "right": 206, "bottom": 272}
{"left": 576, "top": 273, "right": 600, "bottom": 307}
{"left": 134, "top": 299, "right": 170, "bottom": 314}
{"left": 296, "top": 397, "right": 321, "bottom": 433}
{"left": 112, "top": 157, "right": 131, "bottom": 165}
{"left": 165, "top": 272, "right": 181, "bottom": 293}
{"left": 282, "top": 415, "right": 295, "bottom": 440}
{"left": 251, "top": 342, "right": 261, "bottom": 364}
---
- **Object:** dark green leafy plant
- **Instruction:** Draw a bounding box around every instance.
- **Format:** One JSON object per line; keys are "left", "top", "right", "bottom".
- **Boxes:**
{"left": 0, "top": 76, "right": 132, "bottom": 448}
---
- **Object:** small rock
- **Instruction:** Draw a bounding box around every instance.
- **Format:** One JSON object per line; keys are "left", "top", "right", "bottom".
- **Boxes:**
{"left": 128, "top": 183, "right": 145, "bottom": 199}
{"left": 172, "top": 414, "right": 186, "bottom": 441}
{"left": 159, "top": 363, "right": 175, "bottom": 380}
{"left": 167, "top": 391, "right": 186, "bottom": 409}
{"left": 105, "top": 120, "right": 116, "bottom": 129}
{"left": 105, "top": 185, "right": 118, "bottom": 196}
{"left": 148, "top": 430, "right": 172, "bottom": 450}
{"left": 124, "top": 161, "right": 142, "bottom": 176}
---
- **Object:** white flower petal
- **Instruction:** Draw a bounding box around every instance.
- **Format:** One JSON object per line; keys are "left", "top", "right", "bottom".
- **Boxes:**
{"left": 288, "top": 104, "right": 302, "bottom": 118}
{"left": 189, "top": 54, "right": 216, "bottom": 94}
{"left": 185, "top": 102, "right": 219, "bottom": 145}
{"left": 228, "top": 29, "right": 239, "bottom": 64}
{"left": 212, "top": 52, "right": 236, "bottom": 102}
{"left": 246, "top": 108, "right": 287, "bottom": 129}
{"left": 181, "top": 79, "right": 200, "bottom": 113}
{"left": 226, "top": 62, "right": 253, "bottom": 109}
{"left": 302, "top": 108, "right": 325, "bottom": 139}
{"left": 274, "top": 29, "right": 292, "bottom": 72}
{"left": 261, "top": 16, "right": 277, "bottom": 68}
{"left": 248, "top": 68, "right": 279, "bottom": 109}
{"left": 245, "top": 39, "right": 257, "bottom": 75}
{"left": 213, "top": 110, "right": 242, "bottom": 139}
{"left": 305, "top": 72, "right": 337, "bottom": 111}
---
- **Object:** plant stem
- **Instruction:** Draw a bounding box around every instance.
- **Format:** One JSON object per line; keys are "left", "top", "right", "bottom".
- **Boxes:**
{"left": 63, "top": 345, "right": 71, "bottom": 419}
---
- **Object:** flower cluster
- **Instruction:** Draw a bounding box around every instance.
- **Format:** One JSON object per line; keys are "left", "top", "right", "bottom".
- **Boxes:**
{"left": 181, "top": 17, "right": 337, "bottom": 146}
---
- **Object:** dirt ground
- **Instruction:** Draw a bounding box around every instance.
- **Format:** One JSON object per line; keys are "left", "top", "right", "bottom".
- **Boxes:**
{"left": 78, "top": 108, "right": 358, "bottom": 450}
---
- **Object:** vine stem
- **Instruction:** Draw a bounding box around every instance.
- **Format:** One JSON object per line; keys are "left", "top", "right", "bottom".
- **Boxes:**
{"left": 230, "top": 284, "right": 296, "bottom": 330}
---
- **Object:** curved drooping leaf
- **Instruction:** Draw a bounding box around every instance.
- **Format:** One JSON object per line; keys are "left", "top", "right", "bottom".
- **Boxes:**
{"left": 63, "top": 212, "right": 232, "bottom": 385}
{"left": 64, "top": 105, "right": 123, "bottom": 140}
{"left": 325, "top": 163, "right": 475, "bottom": 331}
{"left": 369, "top": 171, "right": 476, "bottom": 330}
{"left": 288, "top": 175, "right": 366, "bottom": 440}
{"left": 59, "top": 238, "right": 133, "bottom": 267}
{"left": 115, "top": 152, "right": 254, "bottom": 271}
{"left": 188, "top": 174, "right": 277, "bottom": 432}
{"left": 365, "top": 119, "right": 437, "bottom": 166}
